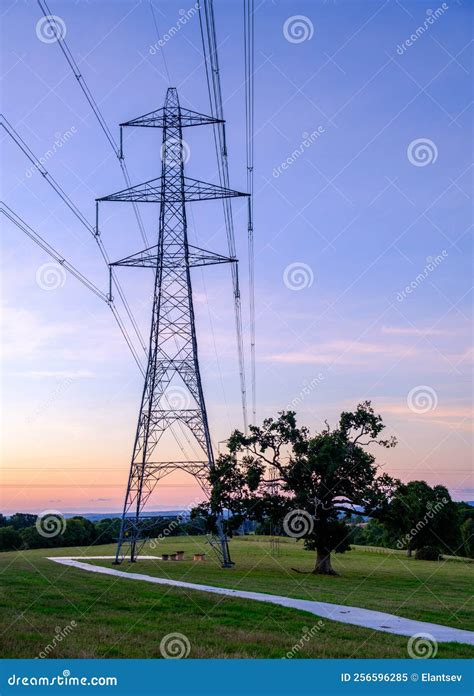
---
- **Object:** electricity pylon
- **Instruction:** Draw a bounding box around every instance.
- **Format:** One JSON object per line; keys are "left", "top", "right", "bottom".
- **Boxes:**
{"left": 97, "top": 88, "right": 247, "bottom": 567}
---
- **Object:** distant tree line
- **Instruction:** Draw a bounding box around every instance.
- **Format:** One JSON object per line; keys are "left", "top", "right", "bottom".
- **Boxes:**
{"left": 252, "top": 491, "right": 473, "bottom": 561}
{"left": 0, "top": 513, "right": 207, "bottom": 553}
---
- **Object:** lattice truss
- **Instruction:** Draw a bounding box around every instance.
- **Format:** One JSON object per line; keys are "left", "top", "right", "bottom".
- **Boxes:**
{"left": 97, "top": 89, "right": 247, "bottom": 563}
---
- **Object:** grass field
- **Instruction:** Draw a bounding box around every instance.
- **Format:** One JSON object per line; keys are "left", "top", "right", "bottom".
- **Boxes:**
{"left": 0, "top": 536, "right": 472, "bottom": 659}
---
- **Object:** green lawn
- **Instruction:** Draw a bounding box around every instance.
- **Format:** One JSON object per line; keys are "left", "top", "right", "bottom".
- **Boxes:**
{"left": 0, "top": 536, "right": 472, "bottom": 659}
{"left": 114, "top": 536, "right": 473, "bottom": 630}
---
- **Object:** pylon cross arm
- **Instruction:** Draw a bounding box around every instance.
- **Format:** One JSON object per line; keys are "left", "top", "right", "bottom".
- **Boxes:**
{"left": 110, "top": 243, "right": 237, "bottom": 269}
{"left": 96, "top": 176, "right": 248, "bottom": 204}
{"left": 120, "top": 106, "right": 224, "bottom": 129}
{"left": 184, "top": 177, "right": 249, "bottom": 201}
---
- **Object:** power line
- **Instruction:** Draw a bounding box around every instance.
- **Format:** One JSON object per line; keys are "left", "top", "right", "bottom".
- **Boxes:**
{"left": 189, "top": 204, "right": 233, "bottom": 434}
{"left": 149, "top": 0, "right": 173, "bottom": 84}
{"left": 0, "top": 115, "right": 147, "bottom": 360}
{"left": 244, "top": 0, "right": 256, "bottom": 424}
{"left": 1, "top": 202, "right": 107, "bottom": 303}
{"left": 1, "top": 202, "right": 146, "bottom": 375}
{"left": 4, "top": 119, "right": 194, "bottom": 456}
{"left": 7, "top": 20, "right": 197, "bottom": 460}
{"left": 198, "top": 0, "right": 248, "bottom": 433}
{"left": 146, "top": 5, "right": 224, "bottom": 461}
{"left": 35, "top": 2, "right": 200, "bottom": 462}
{"left": 108, "top": 304, "right": 146, "bottom": 376}
{"left": 37, "top": 0, "right": 149, "bottom": 249}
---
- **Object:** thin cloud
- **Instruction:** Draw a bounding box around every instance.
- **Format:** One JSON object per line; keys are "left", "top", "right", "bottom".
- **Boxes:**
{"left": 266, "top": 340, "right": 420, "bottom": 365}
{"left": 381, "top": 326, "right": 452, "bottom": 337}
{"left": 381, "top": 403, "right": 472, "bottom": 419}
{"left": 379, "top": 401, "right": 473, "bottom": 431}
{"left": 9, "top": 370, "right": 94, "bottom": 379}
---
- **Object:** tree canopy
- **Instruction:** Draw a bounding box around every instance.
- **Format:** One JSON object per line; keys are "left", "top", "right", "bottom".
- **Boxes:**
{"left": 383, "top": 480, "right": 461, "bottom": 557}
{"left": 199, "top": 401, "right": 398, "bottom": 574}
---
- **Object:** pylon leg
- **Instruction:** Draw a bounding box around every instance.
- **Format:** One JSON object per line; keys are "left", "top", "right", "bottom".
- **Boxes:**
{"left": 216, "top": 516, "right": 234, "bottom": 568}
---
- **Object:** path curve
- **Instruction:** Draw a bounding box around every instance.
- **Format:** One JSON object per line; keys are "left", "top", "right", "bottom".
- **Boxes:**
{"left": 48, "top": 556, "right": 474, "bottom": 645}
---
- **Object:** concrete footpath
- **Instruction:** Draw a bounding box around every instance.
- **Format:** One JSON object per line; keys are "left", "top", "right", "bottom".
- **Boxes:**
{"left": 48, "top": 556, "right": 474, "bottom": 645}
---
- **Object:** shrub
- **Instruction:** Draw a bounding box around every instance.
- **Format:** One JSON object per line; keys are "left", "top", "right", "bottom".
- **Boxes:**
{"left": 415, "top": 545, "right": 441, "bottom": 561}
{"left": 0, "top": 526, "right": 22, "bottom": 551}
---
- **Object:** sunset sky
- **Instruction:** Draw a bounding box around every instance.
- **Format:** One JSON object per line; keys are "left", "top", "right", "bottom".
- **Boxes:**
{"left": 1, "top": 0, "right": 472, "bottom": 514}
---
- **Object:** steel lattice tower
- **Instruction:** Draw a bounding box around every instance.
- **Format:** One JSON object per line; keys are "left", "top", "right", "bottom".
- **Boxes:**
{"left": 97, "top": 88, "right": 247, "bottom": 567}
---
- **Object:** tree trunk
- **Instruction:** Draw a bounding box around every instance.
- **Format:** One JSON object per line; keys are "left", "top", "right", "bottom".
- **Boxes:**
{"left": 407, "top": 548, "right": 412, "bottom": 558}
{"left": 313, "top": 549, "right": 338, "bottom": 575}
